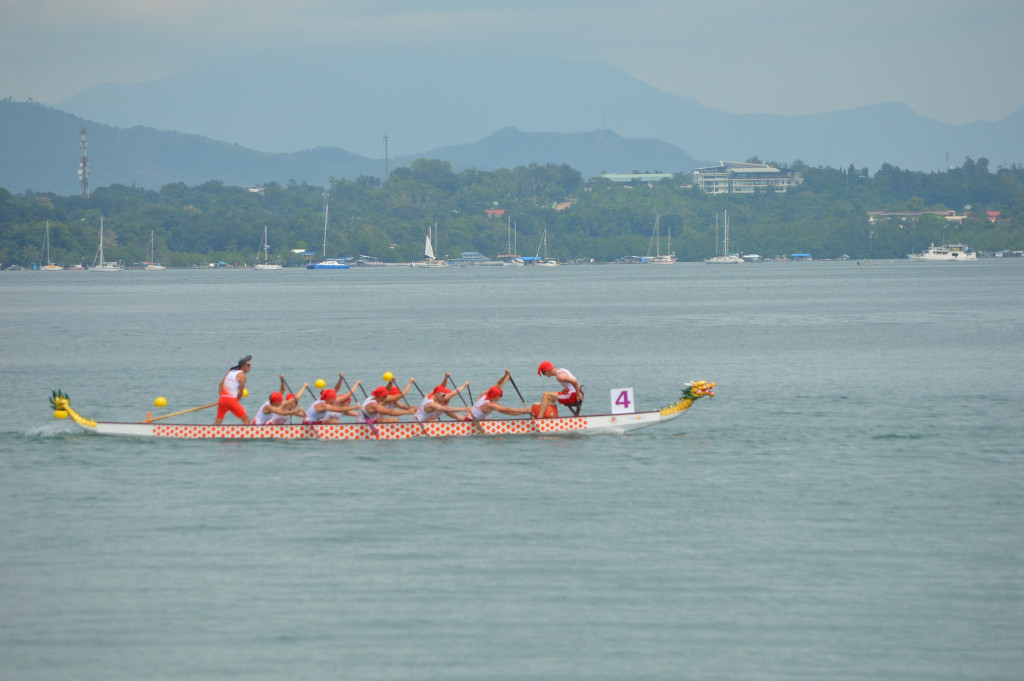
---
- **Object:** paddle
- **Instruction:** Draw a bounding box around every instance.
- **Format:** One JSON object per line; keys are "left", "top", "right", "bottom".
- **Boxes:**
{"left": 146, "top": 402, "right": 217, "bottom": 423}
{"left": 344, "top": 375, "right": 378, "bottom": 438}
{"left": 505, "top": 372, "right": 538, "bottom": 421}
{"left": 448, "top": 373, "right": 472, "bottom": 406}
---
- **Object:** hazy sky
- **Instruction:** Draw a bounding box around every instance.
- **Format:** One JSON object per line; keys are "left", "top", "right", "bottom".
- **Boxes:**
{"left": 2, "top": 0, "right": 1021, "bottom": 125}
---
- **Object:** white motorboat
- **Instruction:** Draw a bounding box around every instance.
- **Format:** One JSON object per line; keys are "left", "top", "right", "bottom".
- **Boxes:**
{"left": 907, "top": 243, "right": 977, "bottom": 261}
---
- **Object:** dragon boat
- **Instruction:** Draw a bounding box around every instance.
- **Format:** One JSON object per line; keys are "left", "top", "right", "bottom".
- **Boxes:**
{"left": 49, "top": 382, "right": 714, "bottom": 441}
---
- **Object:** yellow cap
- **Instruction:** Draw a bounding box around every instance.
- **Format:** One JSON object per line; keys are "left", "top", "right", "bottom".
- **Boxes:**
{"left": 383, "top": 371, "right": 394, "bottom": 382}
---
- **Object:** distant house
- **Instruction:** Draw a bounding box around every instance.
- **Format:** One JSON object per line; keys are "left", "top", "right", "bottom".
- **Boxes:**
{"left": 485, "top": 209, "right": 505, "bottom": 218}
{"left": 692, "top": 161, "right": 802, "bottom": 195}
{"left": 595, "top": 172, "right": 674, "bottom": 184}
{"left": 868, "top": 210, "right": 966, "bottom": 223}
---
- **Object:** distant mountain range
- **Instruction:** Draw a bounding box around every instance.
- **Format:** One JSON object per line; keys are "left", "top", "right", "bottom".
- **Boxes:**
{"left": 54, "top": 47, "right": 1023, "bottom": 172}
{"left": 0, "top": 100, "right": 700, "bottom": 194}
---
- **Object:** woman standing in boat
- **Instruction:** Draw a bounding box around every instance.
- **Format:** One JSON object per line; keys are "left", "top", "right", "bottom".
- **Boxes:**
{"left": 215, "top": 355, "right": 252, "bottom": 425}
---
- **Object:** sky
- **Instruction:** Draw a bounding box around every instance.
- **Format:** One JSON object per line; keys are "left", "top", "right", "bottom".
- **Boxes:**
{"left": 1, "top": 0, "right": 1021, "bottom": 126}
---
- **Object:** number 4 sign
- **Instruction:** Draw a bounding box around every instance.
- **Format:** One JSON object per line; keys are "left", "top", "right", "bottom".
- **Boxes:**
{"left": 610, "top": 388, "right": 635, "bottom": 415}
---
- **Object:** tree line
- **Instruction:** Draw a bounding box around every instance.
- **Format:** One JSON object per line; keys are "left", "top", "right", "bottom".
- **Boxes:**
{"left": 1, "top": 157, "right": 1022, "bottom": 267}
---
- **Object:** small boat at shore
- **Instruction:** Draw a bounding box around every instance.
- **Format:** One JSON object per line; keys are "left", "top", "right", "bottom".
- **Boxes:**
{"left": 705, "top": 211, "right": 743, "bottom": 264}
{"left": 253, "top": 225, "right": 283, "bottom": 270}
{"left": 49, "top": 382, "right": 714, "bottom": 441}
{"left": 644, "top": 215, "right": 677, "bottom": 264}
{"left": 907, "top": 243, "right": 977, "bottom": 261}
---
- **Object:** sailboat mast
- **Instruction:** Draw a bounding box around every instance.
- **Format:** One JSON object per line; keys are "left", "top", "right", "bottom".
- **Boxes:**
{"left": 99, "top": 217, "right": 104, "bottom": 264}
{"left": 322, "top": 198, "right": 329, "bottom": 258}
{"left": 723, "top": 210, "right": 729, "bottom": 255}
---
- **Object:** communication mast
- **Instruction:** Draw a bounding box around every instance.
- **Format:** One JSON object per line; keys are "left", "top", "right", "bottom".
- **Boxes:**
{"left": 383, "top": 133, "right": 389, "bottom": 184}
{"left": 78, "top": 127, "right": 89, "bottom": 198}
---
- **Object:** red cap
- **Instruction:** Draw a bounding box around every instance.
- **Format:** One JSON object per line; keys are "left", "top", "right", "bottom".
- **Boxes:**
{"left": 321, "top": 389, "right": 337, "bottom": 401}
{"left": 372, "top": 386, "right": 389, "bottom": 399}
{"left": 486, "top": 385, "right": 503, "bottom": 401}
{"left": 285, "top": 393, "right": 296, "bottom": 401}
{"left": 433, "top": 385, "right": 451, "bottom": 394}
{"left": 269, "top": 392, "right": 283, "bottom": 404}
{"left": 388, "top": 385, "right": 401, "bottom": 395}
{"left": 537, "top": 361, "right": 554, "bottom": 375}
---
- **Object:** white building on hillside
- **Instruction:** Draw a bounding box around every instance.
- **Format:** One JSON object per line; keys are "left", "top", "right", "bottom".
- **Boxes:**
{"left": 693, "top": 161, "right": 803, "bottom": 195}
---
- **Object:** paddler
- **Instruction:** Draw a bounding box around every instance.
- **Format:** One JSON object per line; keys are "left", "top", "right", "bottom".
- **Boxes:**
{"left": 537, "top": 360, "right": 583, "bottom": 416}
{"left": 414, "top": 375, "right": 471, "bottom": 423}
{"left": 466, "top": 370, "right": 532, "bottom": 421}
{"left": 304, "top": 389, "right": 360, "bottom": 424}
{"left": 215, "top": 355, "right": 252, "bottom": 425}
{"left": 253, "top": 385, "right": 307, "bottom": 425}
{"left": 358, "top": 385, "right": 416, "bottom": 425}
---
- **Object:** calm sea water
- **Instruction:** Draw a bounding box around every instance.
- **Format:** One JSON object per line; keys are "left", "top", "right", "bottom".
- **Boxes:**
{"left": 1, "top": 261, "right": 1022, "bottom": 680}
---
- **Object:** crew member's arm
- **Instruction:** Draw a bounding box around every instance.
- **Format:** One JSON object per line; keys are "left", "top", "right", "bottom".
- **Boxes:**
{"left": 485, "top": 402, "right": 531, "bottom": 416}
{"left": 339, "top": 379, "right": 361, "bottom": 402}
{"left": 401, "top": 378, "right": 415, "bottom": 398}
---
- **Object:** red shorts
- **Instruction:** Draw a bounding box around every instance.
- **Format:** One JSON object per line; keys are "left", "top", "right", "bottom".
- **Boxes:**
{"left": 557, "top": 389, "right": 580, "bottom": 406}
{"left": 217, "top": 394, "right": 248, "bottom": 421}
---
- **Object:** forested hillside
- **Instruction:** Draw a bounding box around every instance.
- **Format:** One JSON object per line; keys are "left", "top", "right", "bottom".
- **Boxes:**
{"left": 1, "top": 158, "right": 1022, "bottom": 267}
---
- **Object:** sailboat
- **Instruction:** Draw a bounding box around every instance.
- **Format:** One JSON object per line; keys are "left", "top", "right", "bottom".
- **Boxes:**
{"left": 533, "top": 229, "right": 559, "bottom": 266}
{"left": 499, "top": 216, "right": 524, "bottom": 265}
{"left": 704, "top": 210, "right": 743, "bottom": 264}
{"left": 645, "top": 215, "right": 677, "bottom": 264}
{"left": 40, "top": 221, "right": 63, "bottom": 270}
{"left": 91, "top": 217, "right": 123, "bottom": 271}
{"left": 411, "top": 222, "right": 447, "bottom": 267}
{"left": 143, "top": 231, "right": 166, "bottom": 270}
{"left": 307, "top": 196, "right": 349, "bottom": 269}
{"left": 253, "top": 225, "right": 283, "bottom": 270}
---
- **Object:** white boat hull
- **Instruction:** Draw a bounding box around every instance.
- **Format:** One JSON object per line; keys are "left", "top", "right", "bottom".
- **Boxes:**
{"left": 81, "top": 411, "right": 673, "bottom": 440}
{"left": 51, "top": 383, "right": 715, "bottom": 441}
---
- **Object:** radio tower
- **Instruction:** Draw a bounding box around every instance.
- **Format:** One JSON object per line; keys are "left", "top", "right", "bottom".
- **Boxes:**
{"left": 78, "top": 127, "right": 90, "bottom": 198}
{"left": 382, "top": 133, "right": 389, "bottom": 184}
